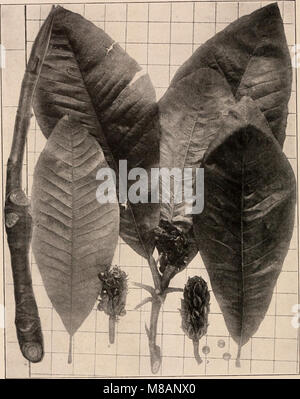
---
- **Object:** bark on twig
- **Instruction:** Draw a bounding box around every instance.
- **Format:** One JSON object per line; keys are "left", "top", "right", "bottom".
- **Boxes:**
{"left": 193, "top": 340, "right": 202, "bottom": 365}
{"left": 147, "top": 296, "right": 164, "bottom": 374}
{"left": 143, "top": 257, "right": 175, "bottom": 374}
{"left": 109, "top": 316, "right": 116, "bottom": 344}
{"left": 148, "top": 255, "right": 162, "bottom": 293}
{"left": 4, "top": 7, "right": 56, "bottom": 362}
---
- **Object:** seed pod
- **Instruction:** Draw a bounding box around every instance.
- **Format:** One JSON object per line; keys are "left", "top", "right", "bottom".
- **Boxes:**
{"left": 98, "top": 266, "right": 128, "bottom": 344}
{"left": 180, "top": 276, "right": 210, "bottom": 364}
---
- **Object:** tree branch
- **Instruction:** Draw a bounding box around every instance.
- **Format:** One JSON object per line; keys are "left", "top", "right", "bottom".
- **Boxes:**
{"left": 4, "top": 7, "right": 56, "bottom": 363}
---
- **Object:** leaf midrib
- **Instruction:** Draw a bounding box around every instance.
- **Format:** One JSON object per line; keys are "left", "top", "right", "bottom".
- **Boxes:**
{"left": 167, "top": 105, "right": 202, "bottom": 222}
{"left": 70, "top": 126, "right": 75, "bottom": 337}
{"left": 59, "top": 15, "right": 151, "bottom": 260}
{"left": 239, "top": 147, "right": 245, "bottom": 349}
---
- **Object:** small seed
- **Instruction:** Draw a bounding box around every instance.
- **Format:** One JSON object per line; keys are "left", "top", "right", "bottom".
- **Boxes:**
{"left": 202, "top": 345, "right": 210, "bottom": 355}
{"left": 217, "top": 339, "right": 226, "bottom": 348}
{"left": 223, "top": 352, "right": 231, "bottom": 361}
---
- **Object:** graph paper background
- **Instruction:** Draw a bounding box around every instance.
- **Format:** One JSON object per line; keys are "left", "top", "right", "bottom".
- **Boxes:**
{"left": 1, "top": 0, "right": 299, "bottom": 378}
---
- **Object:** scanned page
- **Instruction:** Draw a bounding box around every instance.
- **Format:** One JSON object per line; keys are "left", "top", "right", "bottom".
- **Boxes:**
{"left": 0, "top": 0, "right": 299, "bottom": 379}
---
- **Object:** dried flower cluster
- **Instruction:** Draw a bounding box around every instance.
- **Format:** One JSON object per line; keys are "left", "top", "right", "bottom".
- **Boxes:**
{"left": 98, "top": 266, "right": 128, "bottom": 319}
{"left": 154, "top": 220, "right": 191, "bottom": 273}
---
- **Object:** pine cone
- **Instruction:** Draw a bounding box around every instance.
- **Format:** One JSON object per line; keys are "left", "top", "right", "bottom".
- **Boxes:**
{"left": 180, "top": 276, "right": 210, "bottom": 364}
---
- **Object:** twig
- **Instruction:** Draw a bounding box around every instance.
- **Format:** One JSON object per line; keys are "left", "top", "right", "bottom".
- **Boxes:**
{"left": 134, "top": 296, "right": 152, "bottom": 310}
{"left": 133, "top": 281, "right": 155, "bottom": 295}
{"left": 193, "top": 340, "right": 202, "bottom": 365}
{"left": 139, "top": 256, "right": 178, "bottom": 374}
{"left": 165, "top": 287, "right": 184, "bottom": 294}
{"left": 109, "top": 316, "right": 116, "bottom": 344}
{"left": 4, "top": 7, "right": 56, "bottom": 362}
{"left": 147, "top": 295, "right": 164, "bottom": 374}
{"left": 148, "top": 255, "right": 162, "bottom": 293}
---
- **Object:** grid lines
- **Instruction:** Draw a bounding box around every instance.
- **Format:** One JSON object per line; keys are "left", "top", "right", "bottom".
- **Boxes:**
{"left": 1, "top": 1, "right": 299, "bottom": 378}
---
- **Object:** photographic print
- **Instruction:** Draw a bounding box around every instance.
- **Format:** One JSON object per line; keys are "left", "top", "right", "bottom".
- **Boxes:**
{"left": 0, "top": 0, "right": 299, "bottom": 379}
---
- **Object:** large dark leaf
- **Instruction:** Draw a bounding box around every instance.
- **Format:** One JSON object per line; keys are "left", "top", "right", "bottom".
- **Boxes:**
{"left": 157, "top": 1, "right": 292, "bottom": 290}
{"left": 193, "top": 97, "right": 296, "bottom": 360}
{"left": 172, "top": 2, "right": 292, "bottom": 146}
{"left": 33, "top": 6, "right": 160, "bottom": 258}
{"left": 31, "top": 116, "right": 119, "bottom": 337}
{"left": 157, "top": 68, "right": 235, "bottom": 281}
{"left": 158, "top": 2, "right": 291, "bottom": 224}
{"left": 159, "top": 68, "right": 235, "bottom": 229}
